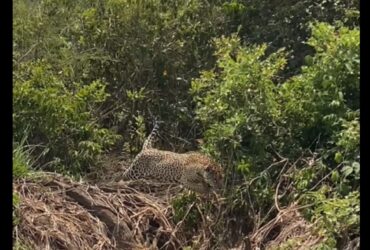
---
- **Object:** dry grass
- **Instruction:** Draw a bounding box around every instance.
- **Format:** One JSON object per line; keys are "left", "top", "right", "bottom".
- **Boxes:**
{"left": 13, "top": 153, "right": 329, "bottom": 250}
{"left": 14, "top": 178, "right": 115, "bottom": 250}
{"left": 249, "top": 203, "right": 324, "bottom": 249}
{"left": 13, "top": 172, "right": 185, "bottom": 250}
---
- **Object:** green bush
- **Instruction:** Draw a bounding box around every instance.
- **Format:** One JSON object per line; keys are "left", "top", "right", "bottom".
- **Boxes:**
{"left": 191, "top": 21, "right": 359, "bottom": 246}
{"left": 13, "top": 60, "right": 120, "bottom": 175}
{"left": 223, "top": 0, "right": 359, "bottom": 78}
{"left": 279, "top": 22, "right": 359, "bottom": 149}
{"left": 280, "top": 22, "right": 359, "bottom": 195}
{"left": 192, "top": 21, "right": 359, "bottom": 176}
{"left": 191, "top": 34, "right": 289, "bottom": 213}
{"left": 171, "top": 192, "right": 200, "bottom": 231}
{"left": 299, "top": 189, "right": 359, "bottom": 248}
{"left": 191, "top": 34, "right": 287, "bottom": 169}
{"left": 13, "top": 0, "right": 228, "bottom": 150}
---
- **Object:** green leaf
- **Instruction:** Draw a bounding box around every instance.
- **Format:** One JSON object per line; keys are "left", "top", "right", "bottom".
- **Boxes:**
{"left": 331, "top": 170, "right": 340, "bottom": 183}
{"left": 334, "top": 152, "right": 343, "bottom": 163}
{"left": 341, "top": 165, "right": 353, "bottom": 178}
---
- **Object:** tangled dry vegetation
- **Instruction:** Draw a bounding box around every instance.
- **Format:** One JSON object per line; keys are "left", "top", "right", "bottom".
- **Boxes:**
{"left": 13, "top": 155, "right": 334, "bottom": 250}
{"left": 13, "top": 171, "right": 185, "bottom": 250}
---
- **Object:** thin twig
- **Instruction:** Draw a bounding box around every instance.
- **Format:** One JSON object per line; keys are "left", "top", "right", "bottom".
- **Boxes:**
{"left": 16, "top": 43, "right": 39, "bottom": 64}
{"left": 309, "top": 163, "right": 343, "bottom": 191}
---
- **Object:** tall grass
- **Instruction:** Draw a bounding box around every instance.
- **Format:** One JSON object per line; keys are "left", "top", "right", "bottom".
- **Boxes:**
{"left": 13, "top": 136, "right": 33, "bottom": 179}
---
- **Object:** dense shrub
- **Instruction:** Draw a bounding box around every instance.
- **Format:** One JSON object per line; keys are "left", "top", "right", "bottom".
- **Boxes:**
{"left": 13, "top": 61, "right": 120, "bottom": 174}
{"left": 191, "top": 34, "right": 287, "bottom": 175}
{"left": 191, "top": 21, "right": 359, "bottom": 246}
{"left": 192, "top": 21, "right": 359, "bottom": 179}
{"left": 223, "top": 0, "right": 359, "bottom": 78}
{"left": 13, "top": 0, "right": 228, "bottom": 152}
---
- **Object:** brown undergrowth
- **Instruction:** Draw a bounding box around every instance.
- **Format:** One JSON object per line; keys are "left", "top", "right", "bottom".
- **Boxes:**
{"left": 13, "top": 171, "right": 184, "bottom": 250}
{"left": 13, "top": 154, "right": 330, "bottom": 250}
